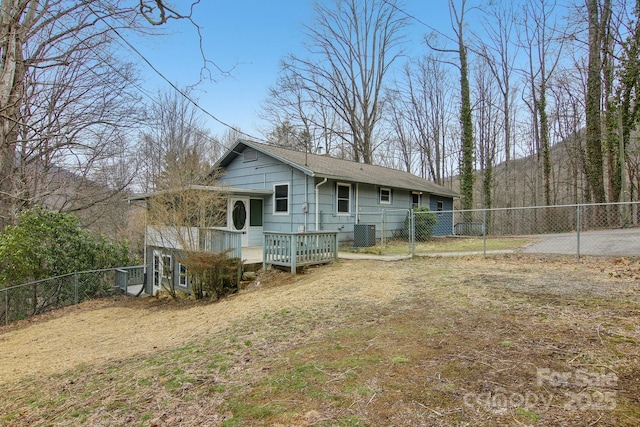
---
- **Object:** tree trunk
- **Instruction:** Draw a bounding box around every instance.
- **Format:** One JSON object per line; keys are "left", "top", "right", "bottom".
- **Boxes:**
{"left": 456, "top": 1, "right": 475, "bottom": 215}
{"left": 585, "top": 0, "right": 607, "bottom": 204}
{"left": 0, "top": 1, "right": 35, "bottom": 229}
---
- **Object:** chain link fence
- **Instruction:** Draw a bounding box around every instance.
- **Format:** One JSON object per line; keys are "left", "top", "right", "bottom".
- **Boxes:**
{"left": 451, "top": 202, "right": 640, "bottom": 236}
{"left": 352, "top": 201, "right": 640, "bottom": 259}
{"left": 354, "top": 209, "right": 411, "bottom": 251}
{"left": 1, "top": 266, "right": 144, "bottom": 326}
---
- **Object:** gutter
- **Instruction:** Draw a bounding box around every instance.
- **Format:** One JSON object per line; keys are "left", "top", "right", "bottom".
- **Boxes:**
{"left": 315, "top": 177, "right": 328, "bottom": 231}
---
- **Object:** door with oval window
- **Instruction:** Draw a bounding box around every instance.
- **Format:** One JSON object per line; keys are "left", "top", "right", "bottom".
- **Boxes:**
{"left": 230, "top": 198, "right": 249, "bottom": 247}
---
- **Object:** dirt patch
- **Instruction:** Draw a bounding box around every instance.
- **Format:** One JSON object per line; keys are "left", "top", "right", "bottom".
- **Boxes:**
{"left": 1, "top": 255, "right": 639, "bottom": 426}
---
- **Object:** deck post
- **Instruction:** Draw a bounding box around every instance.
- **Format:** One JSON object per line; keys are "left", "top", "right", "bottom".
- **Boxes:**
{"left": 263, "top": 231, "right": 338, "bottom": 274}
{"left": 290, "top": 234, "right": 297, "bottom": 274}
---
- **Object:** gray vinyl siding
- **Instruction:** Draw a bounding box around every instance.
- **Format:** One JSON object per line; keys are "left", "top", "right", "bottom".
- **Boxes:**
{"left": 430, "top": 196, "right": 454, "bottom": 236}
{"left": 314, "top": 181, "right": 411, "bottom": 242}
{"left": 218, "top": 148, "right": 313, "bottom": 234}
{"left": 315, "top": 182, "right": 455, "bottom": 242}
{"left": 217, "top": 145, "right": 455, "bottom": 241}
{"left": 145, "top": 246, "right": 192, "bottom": 295}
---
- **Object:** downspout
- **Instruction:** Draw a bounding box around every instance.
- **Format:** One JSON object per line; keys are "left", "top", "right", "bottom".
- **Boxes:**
{"left": 355, "top": 183, "right": 359, "bottom": 224}
{"left": 291, "top": 168, "right": 294, "bottom": 232}
{"left": 141, "top": 199, "right": 149, "bottom": 295}
{"left": 304, "top": 175, "right": 308, "bottom": 231}
{"left": 315, "top": 177, "right": 328, "bottom": 231}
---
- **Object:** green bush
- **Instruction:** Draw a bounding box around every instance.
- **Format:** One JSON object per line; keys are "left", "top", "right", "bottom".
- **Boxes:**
{"left": 408, "top": 206, "right": 437, "bottom": 241}
{"left": 0, "top": 208, "right": 133, "bottom": 321}
{"left": 0, "top": 207, "right": 131, "bottom": 285}
{"left": 0, "top": 207, "right": 131, "bottom": 286}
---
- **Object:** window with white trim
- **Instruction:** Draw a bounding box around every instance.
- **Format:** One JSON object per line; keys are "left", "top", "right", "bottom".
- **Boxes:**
{"left": 337, "top": 183, "right": 351, "bottom": 214}
{"left": 379, "top": 187, "right": 392, "bottom": 204}
{"left": 178, "top": 263, "right": 188, "bottom": 288}
{"left": 274, "top": 183, "right": 289, "bottom": 214}
{"left": 153, "top": 254, "right": 161, "bottom": 288}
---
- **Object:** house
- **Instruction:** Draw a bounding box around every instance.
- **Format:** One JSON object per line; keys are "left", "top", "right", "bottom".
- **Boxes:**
{"left": 214, "top": 139, "right": 458, "bottom": 245}
{"left": 135, "top": 139, "right": 458, "bottom": 295}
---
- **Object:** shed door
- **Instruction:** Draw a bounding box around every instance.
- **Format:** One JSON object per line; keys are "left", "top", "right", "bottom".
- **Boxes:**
{"left": 230, "top": 198, "right": 249, "bottom": 247}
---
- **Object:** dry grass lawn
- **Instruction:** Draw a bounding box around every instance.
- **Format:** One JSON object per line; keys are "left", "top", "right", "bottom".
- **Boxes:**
{"left": 0, "top": 254, "right": 639, "bottom": 426}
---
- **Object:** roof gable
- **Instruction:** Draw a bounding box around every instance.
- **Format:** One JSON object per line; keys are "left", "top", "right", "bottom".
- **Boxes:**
{"left": 215, "top": 139, "right": 458, "bottom": 198}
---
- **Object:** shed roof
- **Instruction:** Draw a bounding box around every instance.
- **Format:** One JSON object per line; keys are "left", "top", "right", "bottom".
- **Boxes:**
{"left": 216, "top": 140, "right": 459, "bottom": 198}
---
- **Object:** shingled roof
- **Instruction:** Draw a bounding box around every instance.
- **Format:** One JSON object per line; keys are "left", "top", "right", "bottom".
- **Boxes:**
{"left": 217, "top": 140, "right": 458, "bottom": 198}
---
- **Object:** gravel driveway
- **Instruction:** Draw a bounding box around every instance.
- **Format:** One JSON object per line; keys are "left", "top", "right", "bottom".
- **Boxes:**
{"left": 522, "top": 227, "right": 640, "bottom": 256}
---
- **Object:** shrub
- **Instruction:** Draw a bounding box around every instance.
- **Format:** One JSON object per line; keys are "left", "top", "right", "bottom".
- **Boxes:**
{"left": 0, "top": 208, "right": 133, "bottom": 322}
{"left": 408, "top": 207, "right": 437, "bottom": 241}
{"left": 179, "top": 251, "right": 242, "bottom": 300}
{"left": 0, "top": 207, "right": 131, "bottom": 286}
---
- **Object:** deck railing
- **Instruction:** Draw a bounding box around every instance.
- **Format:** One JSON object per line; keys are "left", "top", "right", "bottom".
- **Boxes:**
{"left": 200, "top": 227, "right": 243, "bottom": 258}
{"left": 115, "top": 265, "right": 146, "bottom": 295}
{"left": 147, "top": 226, "right": 242, "bottom": 258}
{"left": 263, "top": 231, "right": 338, "bottom": 273}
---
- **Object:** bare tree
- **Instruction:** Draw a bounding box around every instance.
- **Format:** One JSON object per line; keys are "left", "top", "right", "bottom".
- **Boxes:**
{"left": 602, "top": 1, "right": 640, "bottom": 207}
{"left": 473, "top": 57, "right": 500, "bottom": 211}
{"left": 384, "top": 85, "right": 416, "bottom": 173}
{"left": 428, "top": 0, "right": 476, "bottom": 212}
{"left": 475, "top": 1, "right": 520, "bottom": 207}
{"left": 263, "top": 70, "right": 315, "bottom": 153}
{"left": 0, "top": 0, "right": 208, "bottom": 230}
{"left": 137, "top": 88, "right": 217, "bottom": 192}
{"left": 387, "top": 56, "right": 454, "bottom": 183}
{"left": 519, "top": 0, "right": 566, "bottom": 206}
{"left": 274, "top": 0, "right": 408, "bottom": 163}
{"left": 551, "top": 69, "right": 588, "bottom": 204}
{"left": 262, "top": 64, "right": 345, "bottom": 155}
{"left": 617, "top": 2, "right": 640, "bottom": 207}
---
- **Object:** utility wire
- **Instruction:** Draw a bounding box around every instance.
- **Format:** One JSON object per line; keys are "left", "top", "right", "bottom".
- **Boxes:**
{"left": 89, "top": 6, "right": 267, "bottom": 149}
{"left": 381, "top": 0, "right": 457, "bottom": 46}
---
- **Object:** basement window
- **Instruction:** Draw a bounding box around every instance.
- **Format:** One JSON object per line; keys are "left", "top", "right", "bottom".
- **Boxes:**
{"left": 178, "top": 263, "right": 188, "bottom": 288}
{"left": 161, "top": 255, "right": 172, "bottom": 284}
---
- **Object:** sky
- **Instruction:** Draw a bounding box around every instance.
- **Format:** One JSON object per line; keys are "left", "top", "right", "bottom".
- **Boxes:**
{"left": 125, "top": 1, "right": 465, "bottom": 142}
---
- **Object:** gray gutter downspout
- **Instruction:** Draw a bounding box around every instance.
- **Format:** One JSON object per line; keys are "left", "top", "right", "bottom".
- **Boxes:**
{"left": 315, "top": 177, "right": 328, "bottom": 231}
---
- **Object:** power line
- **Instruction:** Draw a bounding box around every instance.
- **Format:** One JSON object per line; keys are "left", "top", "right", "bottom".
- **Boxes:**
{"left": 88, "top": 6, "right": 267, "bottom": 149}
{"left": 381, "top": 0, "right": 457, "bottom": 46}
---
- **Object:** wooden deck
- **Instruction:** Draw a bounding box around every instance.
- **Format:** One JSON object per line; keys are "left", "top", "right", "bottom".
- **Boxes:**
{"left": 242, "top": 246, "right": 263, "bottom": 265}
{"left": 263, "top": 231, "right": 339, "bottom": 273}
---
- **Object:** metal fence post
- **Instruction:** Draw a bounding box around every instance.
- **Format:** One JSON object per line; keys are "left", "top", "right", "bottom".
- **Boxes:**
{"left": 410, "top": 209, "right": 415, "bottom": 256}
{"left": 74, "top": 271, "right": 78, "bottom": 304}
{"left": 483, "top": 209, "right": 487, "bottom": 258}
{"left": 4, "top": 288, "right": 8, "bottom": 326}
{"left": 381, "top": 210, "right": 386, "bottom": 249}
{"left": 576, "top": 204, "right": 581, "bottom": 262}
